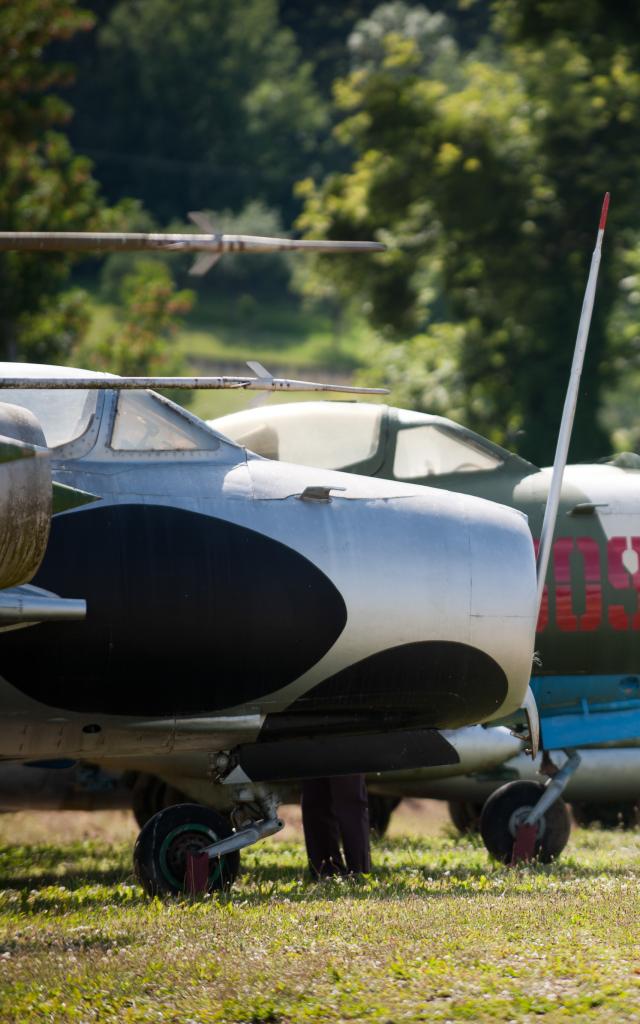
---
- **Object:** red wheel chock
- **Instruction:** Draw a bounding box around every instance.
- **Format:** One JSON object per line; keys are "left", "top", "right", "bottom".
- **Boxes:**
{"left": 185, "top": 850, "right": 210, "bottom": 895}
{"left": 510, "top": 823, "right": 537, "bottom": 864}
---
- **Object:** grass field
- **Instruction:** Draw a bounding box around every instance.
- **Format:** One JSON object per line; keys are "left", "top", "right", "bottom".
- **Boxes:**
{"left": 85, "top": 292, "right": 380, "bottom": 423}
{"left": 0, "top": 804, "right": 638, "bottom": 1023}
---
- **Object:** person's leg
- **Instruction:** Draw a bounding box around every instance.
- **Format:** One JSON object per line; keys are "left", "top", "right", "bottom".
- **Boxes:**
{"left": 330, "top": 774, "right": 371, "bottom": 874}
{"left": 301, "top": 778, "right": 345, "bottom": 877}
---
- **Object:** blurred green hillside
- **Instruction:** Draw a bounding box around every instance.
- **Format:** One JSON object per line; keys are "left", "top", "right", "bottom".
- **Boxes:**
{"left": 85, "top": 289, "right": 378, "bottom": 421}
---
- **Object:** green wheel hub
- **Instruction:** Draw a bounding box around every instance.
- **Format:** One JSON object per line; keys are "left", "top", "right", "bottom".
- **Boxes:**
{"left": 158, "top": 823, "right": 222, "bottom": 890}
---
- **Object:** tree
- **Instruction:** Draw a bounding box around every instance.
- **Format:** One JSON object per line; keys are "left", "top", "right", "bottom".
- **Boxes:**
{"left": 279, "top": 2, "right": 380, "bottom": 96}
{"left": 73, "top": 260, "right": 194, "bottom": 399}
{"left": 60, "top": 0, "right": 328, "bottom": 222}
{"left": 298, "top": 2, "right": 640, "bottom": 463}
{"left": 0, "top": 0, "right": 105, "bottom": 363}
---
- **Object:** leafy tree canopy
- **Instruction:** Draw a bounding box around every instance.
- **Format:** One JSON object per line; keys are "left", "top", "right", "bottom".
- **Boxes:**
{"left": 0, "top": 0, "right": 193, "bottom": 377}
{"left": 299, "top": 0, "right": 640, "bottom": 463}
{"left": 0, "top": 0, "right": 110, "bottom": 363}
{"left": 60, "top": 0, "right": 328, "bottom": 222}
{"left": 74, "top": 259, "right": 194, "bottom": 401}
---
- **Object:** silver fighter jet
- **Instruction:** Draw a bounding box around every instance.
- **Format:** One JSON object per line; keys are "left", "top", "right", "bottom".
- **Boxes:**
{"left": 0, "top": 361, "right": 538, "bottom": 893}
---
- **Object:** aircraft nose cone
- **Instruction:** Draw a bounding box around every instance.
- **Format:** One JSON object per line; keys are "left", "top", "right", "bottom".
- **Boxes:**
{"left": 463, "top": 497, "right": 538, "bottom": 720}
{"left": 256, "top": 473, "right": 538, "bottom": 730}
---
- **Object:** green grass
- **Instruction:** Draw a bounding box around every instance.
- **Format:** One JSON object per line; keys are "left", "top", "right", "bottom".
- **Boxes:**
{"left": 88, "top": 294, "right": 374, "bottom": 375}
{"left": 86, "top": 292, "right": 380, "bottom": 423}
{"left": 180, "top": 293, "right": 372, "bottom": 370}
{"left": 0, "top": 810, "right": 639, "bottom": 1022}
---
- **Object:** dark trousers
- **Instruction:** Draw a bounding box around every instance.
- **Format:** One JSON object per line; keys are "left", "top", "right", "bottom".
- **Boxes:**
{"left": 301, "top": 774, "right": 371, "bottom": 877}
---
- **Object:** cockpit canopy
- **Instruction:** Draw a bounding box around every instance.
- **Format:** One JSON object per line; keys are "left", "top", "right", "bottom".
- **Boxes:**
{"left": 211, "top": 401, "right": 517, "bottom": 481}
{"left": 391, "top": 409, "right": 502, "bottom": 479}
{"left": 0, "top": 388, "right": 96, "bottom": 449}
{"left": 212, "top": 402, "right": 384, "bottom": 470}
{"left": 110, "top": 390, "right": 220, "bottom": 451}
{"left": 0, "top": 363, "right": 222, "bottom": 453}
{"left": 0, "top": 364, "right": 106, "bottom": 448}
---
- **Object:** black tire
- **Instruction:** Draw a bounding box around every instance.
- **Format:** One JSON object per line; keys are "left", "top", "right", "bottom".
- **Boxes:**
{"left": 447, "top": 799, "right": 483, "bottom": 834}
{"left": 131, "top": 774, "right": 191, "bottom": 828}
{"left": 480, "top": 781, "right": 571, "bottom": 864}
{"left": 368, "top": 794, "right": 401, "bottom": 837}
{"left": 134, "top": 802, "right": 240, "bottom": 896}
{"left": 572, "top": 801, "right": 640, "bottom": 830}
{"left": 163, "top": 784, "right": 189, "bottom": 809}
{"left": 131, "top": 774, "right": 165, "bottom": 828}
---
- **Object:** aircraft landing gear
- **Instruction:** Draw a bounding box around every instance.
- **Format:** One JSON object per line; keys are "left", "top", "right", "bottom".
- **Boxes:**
{"left": 480, "top": 780, "right": 571, "bottom": 864}
{"left": 134, "top": 803, "right": 240, "bottom": 895}
{"left": 133, "top": 786, "right": 283, "bottom": 896}
{"left": 447, "top": 799, "right": 483, "bottom": 835}
{"left": 367, "top": 794, "right": 401, "bottom": 837}
{"left": 480, "top": 751, "right": 580, "bottom": 865}
{"left": 131, "top": 772, "right": 188, "bottom": 828}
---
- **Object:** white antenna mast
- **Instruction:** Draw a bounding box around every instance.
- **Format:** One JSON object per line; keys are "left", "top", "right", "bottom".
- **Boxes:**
{"left": 536, "top": 192, "right": 610, "bottom": 612}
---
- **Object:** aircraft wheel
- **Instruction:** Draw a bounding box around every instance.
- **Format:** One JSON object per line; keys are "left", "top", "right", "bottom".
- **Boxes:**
{"left": 368, "top": 794, "right": 401, "bottom": 837}
{"left": 447, "top": 799, "right": 483, "bottom": 834}
{"left": 480, "top": 781, "right": 571, "bottom": 864}
{"left": 131, "top": 774, "right": 165, "bottom": 828}
{"left": 134, "top": 802, "right": 239, "bottom": 896}
{"left": 131, "top": 774, "right": 190, "bottom": 828}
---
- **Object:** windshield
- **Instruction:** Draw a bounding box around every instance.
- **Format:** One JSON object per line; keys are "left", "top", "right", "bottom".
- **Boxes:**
{"left": 0, "top": 389, "right": 97, "bottom": 448}
{"left": 111, "top": 390, "right": 220, "bottom": 451}
{"left": 393, "top": 424, "right": 502, "bottom": 479}
{"left": 213, "top": 402, "right": 384, "bottom": 469}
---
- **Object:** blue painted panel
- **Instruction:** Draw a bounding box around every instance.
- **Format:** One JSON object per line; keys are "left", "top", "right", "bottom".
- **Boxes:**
{"left": 540, "top": 707, "right": 640, "bottom": 749}
{"left": 532, "top": 674, "right": 640, "bottom": 712}
{"left": 531, "top": 674, "right": 640, "bottom": 749}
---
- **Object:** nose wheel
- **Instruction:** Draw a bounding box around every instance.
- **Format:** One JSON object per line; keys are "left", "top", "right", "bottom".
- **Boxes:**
{"left": 447, "top": 799, "right": 483, "bottom": 835}
{"left": 367, "top": 794, "right": 401, "bottom": 837}
{"left": 480, "top": 781, "right": 571, "bottom": 864}
{"left": 131, "top": 772, "right": 188, "bottom": 828}
{"left": 134, "top": 803, "right": 240, "bottom": 896}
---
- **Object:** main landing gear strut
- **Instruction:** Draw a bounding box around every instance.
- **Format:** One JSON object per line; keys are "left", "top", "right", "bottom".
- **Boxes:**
{"left": 133, "top": 783, "right": 283, "bottom": 896}
{"left": 480, "top": 751, "right": 580, "bottom": 864}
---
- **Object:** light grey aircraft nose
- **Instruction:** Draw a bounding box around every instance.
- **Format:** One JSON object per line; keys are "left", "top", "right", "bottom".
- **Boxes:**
{"left": 230, "top": 458, "right": 538, "bottom": 731}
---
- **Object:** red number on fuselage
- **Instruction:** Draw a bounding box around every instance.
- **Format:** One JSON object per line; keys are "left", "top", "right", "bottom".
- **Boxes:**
{"left": 534, "top": 535, "right": 640, "bottom": 633}
{"left": 552, "top": 536, "right": 601, "bottom": 632}
{"left": 607, "top": 536, "right": 640, "bottom": 631}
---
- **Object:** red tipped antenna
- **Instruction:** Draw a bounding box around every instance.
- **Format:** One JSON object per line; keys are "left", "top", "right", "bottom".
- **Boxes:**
{"left": 536, "top": 192, "right": 610, "bottom": 611}
{"left": 599, "top": 191, "right": 610, "bottom": 231}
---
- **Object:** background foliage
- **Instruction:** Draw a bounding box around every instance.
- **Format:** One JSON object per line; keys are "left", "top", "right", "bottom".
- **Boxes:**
{"left": 2, "top": 0, "right": 640, "bottom": 461}
{"left": 298, "top": 0, "right": 640, "bottom": 461}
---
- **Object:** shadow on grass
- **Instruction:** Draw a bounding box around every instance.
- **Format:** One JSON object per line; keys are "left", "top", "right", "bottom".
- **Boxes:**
{"left": 0, "top": 841, "right": 131, "bottom": 896}
{"left": 0, "top": 865, "right": 132, "bottom": 890}
{"left": 1, "top": 835, "right": 639, "bottom": 913}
